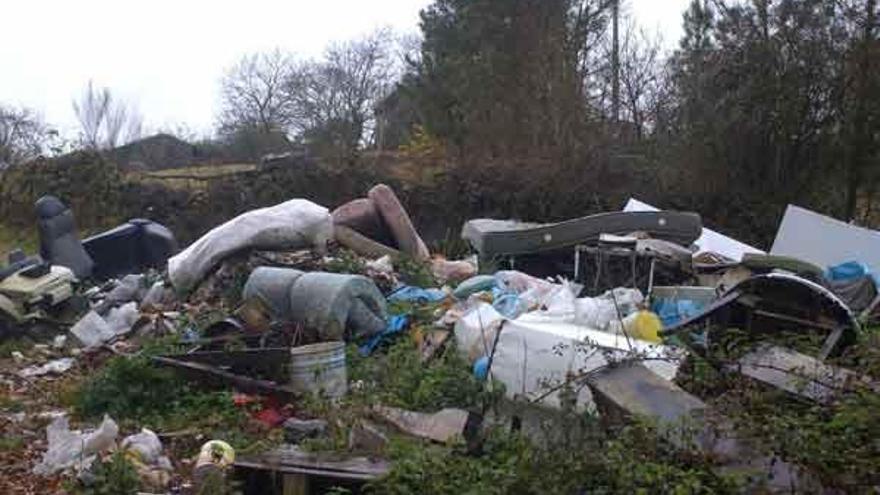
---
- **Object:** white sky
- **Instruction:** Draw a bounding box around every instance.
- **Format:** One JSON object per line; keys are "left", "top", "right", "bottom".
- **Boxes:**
{"left": 0, "top": 0, "right": 689, "bottom": 138}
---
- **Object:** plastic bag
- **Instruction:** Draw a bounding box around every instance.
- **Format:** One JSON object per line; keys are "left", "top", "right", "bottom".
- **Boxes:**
{"left": 33, "top": 415, "right": 118, "bottom": 475}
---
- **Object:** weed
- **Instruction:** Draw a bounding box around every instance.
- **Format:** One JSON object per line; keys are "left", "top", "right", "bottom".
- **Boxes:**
{"left": 324, "top": 249, "right": 368, "bottom": 276}
{"left": 72, "top": 355, "right": 280, "bottom": 455}
{"left": 430, "top": 228, "right": 472, "bottom": 260}
{"left": 80, "top": 451, "right": 140, "bottom": 495}
{"left": 0, "top": 393, "right": 24, "bottom": 413}
{"left": 0, "top": 435, "right": 23, "bottom": 452}
{"left": 393, "top": 255, "right": 437, "bottom": 288}
{"left": 73, "top": 356, "right": 185, "bottom": 420}
{"left": 369, "top": 423, "right": 739, "bottom": 494}
{"left": 347, "top": 335, "right": 496, "bottom": 412}
{"left": 0, "top": 336, "right": 34, "bottom": 358}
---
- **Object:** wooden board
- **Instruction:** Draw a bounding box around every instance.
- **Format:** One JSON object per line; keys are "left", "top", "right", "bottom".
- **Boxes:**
{"left": 374, "top": 406, "right": 470, "bottom": 443}
{"left": 731, "top": 345, "right": 870, "bottom": 403}
{"left": 236, "top": 445, "right": 390, "bottom": 481}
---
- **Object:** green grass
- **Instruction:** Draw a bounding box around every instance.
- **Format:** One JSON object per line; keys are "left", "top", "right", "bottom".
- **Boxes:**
{"left": 0, "top": 222, "right": 37, "bottom": 258}
{"left": 72, "top": 354, "right": 281, "bottom": 455}
{"left": 145, "top": 163, "right": 258, "bottom": 177}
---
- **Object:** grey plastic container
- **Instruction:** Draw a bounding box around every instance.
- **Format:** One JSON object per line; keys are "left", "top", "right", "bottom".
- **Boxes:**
{"left": 289, "top": 341, "right": 347, "bottom": 399}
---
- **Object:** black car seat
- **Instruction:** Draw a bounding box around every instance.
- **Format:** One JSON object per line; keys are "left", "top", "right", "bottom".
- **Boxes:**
{"left": 35, "top": 196, "right": 178, "bottom": 280}
{"left": 36, "top": 196, "right": 95, "bottom": 279}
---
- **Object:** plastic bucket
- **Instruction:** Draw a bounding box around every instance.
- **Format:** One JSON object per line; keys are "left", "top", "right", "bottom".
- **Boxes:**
{"left": 289, "top": 341, "right": 347, "bottom": 399}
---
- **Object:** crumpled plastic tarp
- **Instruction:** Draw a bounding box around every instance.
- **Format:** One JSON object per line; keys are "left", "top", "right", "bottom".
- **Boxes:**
{"left": 388, "top": 285, "right": 447, "bottom": 303}
{"left": 168, "top": 199, "right": 333, "bottom": 292}
{"left": 33, "top": 415, "right": 118, "bottom": 475}
{"left": 359, "top": 314, "right": 410, "bottom": 355}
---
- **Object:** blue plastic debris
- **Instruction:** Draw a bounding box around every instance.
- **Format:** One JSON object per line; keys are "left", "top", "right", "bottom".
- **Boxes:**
{"left": 492, "top": 292, "right": 523, "bottom": 318}
{"left": 388, "top": 285, "right": 447, "bottom": 303}
{"left": 826, "top": 261, "right": 870, "bottom": 281}
{"left": 473, "top": 355, "right": 490, "bottom": 381}
{"left": 453, "top": 275, "right": 496, "bottom": 299}
{"left": 826, "top": 260, "right": 880, "bottom": 286}
{"left": 652, "top": 298, "right": 704, "bottom": 328}
{"left": 359, "top": 314, "right": 410, "bottom": 356}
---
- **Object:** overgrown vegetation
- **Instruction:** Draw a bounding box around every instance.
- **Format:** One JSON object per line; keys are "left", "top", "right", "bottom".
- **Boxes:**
{"left": 347, "top": 336, "right": 492, "bottom": 413}
{"left": 72, "top": 355, "right": 280, "bottom": 454}
{"left": 369, "top": 422, "right": 740, "bottom": 494}
{"left": 79, "top": 451, "right": 140, "bottom": 495}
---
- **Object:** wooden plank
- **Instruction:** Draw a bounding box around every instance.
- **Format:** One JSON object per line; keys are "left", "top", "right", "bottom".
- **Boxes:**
{"left": 151, "top": 355, "right": 299, "bottom": 403}
{"left": 731, "top": 345, "right": 868, "bottom": 403}
{"left": 282, "top": 474, "right": 309, "bottom": 495}
{"left": 373, "top": 406, "right": 471, "bottom": 443}
{"left": 237, "top": 445, "right": 390, "bottom": 480}
{"left": 169, "top": 348, "right": 289, "bottom": 381}
{"left": 587, "top": 363, "right": 706, "bottom": 424}
{"left": 586, "top": 363, "right": 810, "bottom": 492}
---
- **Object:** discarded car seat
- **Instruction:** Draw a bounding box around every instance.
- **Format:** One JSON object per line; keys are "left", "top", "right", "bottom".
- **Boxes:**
{"left": 36, "top": 196, "right": 95, "bottom": 279}
{"left": 368, "top": 184, "right": 430, "bottom": 260}
{"left": 244, "top": 267, "right": 387, "bottom": 341}
{"left": 167, "top": 199, "right": 333, "bottom": 292}
{"left": 82, "top": 219, "right": 177, "bottom": 280}
{"left": 36, "top": 196, "right": 178, "bottom": 280}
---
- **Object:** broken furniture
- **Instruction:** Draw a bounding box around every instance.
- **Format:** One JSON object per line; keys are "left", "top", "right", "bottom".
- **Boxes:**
{"left": 36, "top": 195, "right": 177, "bottom": 280}
{"left": 728, "top": 345, "right": 878, "bottom": 404}
{"left": 331, "top": 183, "right": 430, "bottom": 260}
{"left": 661, "top": 272, "right": 860, "bottom": 360}
{"left": 0, "top": 250, "right": 76, "bottom": 333}
{"left": 574, "top": 235, "right": 694, "bottom": 295}
{"left": 624, "top": 198, "right": 764, "bottom": 261}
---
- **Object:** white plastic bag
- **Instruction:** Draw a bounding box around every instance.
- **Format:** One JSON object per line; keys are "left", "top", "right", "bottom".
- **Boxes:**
{"left": 33, "top": 415, "right": 118, "bottom": 475}
{"left": 121, "top": 428, "right": 163, "bottom": 465}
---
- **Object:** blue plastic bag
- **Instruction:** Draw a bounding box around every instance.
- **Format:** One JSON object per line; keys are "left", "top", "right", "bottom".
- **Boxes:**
{"left": 388, "top": 285, "right": 447, "bottom": 303}
{"left": 359, "top": 315, "right": 410, "bottom": 356}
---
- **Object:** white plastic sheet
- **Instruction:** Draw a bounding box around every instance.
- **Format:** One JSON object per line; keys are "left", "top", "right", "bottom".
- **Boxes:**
{"left": 771, "top": 204, "right": 880, "bottom": 274}
{"left": 454, "top": 299, "right": 680, "bottom": 411}
{"left": 168, "top": 199, "right": 333, "bottom": 292}
{"left": 18, "top": 357, "right": 75, "bottom": 378}
{"left": 624, "top": 198, "right": 763, "bottom": 261}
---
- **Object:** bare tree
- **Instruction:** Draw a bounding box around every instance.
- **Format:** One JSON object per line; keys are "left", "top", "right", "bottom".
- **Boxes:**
{"left": 618, "top": 23, "right": 664, "bottom": 137}
{"left": 72, "top": 80, "right": 143, "bottom": 149}
{"left": 218, "top": 49, "right": 296, "bottom": 136}
{"left": 290, "top": 29, "right": 396, "bottom": 152}
{"left": 0, "top": 105, "right": 50, "bottom": 166}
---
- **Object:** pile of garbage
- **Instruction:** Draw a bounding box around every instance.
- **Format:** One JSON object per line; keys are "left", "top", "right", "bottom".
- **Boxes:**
{"left": 2, "top": 184, "right": 879, "bottom": 493}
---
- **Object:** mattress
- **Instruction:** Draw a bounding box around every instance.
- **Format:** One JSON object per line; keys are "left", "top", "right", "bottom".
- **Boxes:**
{"left": 461, "top": 211, "right": 702, "bottom": 257}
